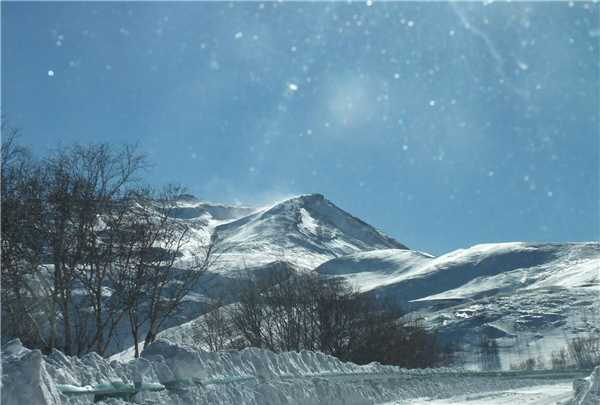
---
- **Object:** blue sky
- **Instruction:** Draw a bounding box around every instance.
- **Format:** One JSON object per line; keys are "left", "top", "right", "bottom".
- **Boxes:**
{"left": 2, "top": 1, "right": 598, "bottom": 256}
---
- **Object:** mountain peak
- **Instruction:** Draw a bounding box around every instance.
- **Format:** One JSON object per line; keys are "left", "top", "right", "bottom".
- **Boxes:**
{"left": 210, "top": 193, "right": 408, "bottom": 273}
{"left": 296, "top": 193, "right": 325, "bottom": 201}
{"left": 270, "top": 193, "right": 326, "bottom": 209}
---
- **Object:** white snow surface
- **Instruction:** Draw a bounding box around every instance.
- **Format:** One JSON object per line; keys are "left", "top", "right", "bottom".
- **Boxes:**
{"left": 380, "top": 382, "right": 574, "bottom": 405}
{"left": 1, "top": 338, "right": 587, "bottom": 405}
{"left": 380, "top": 370, "right": 600, "bottom": 405}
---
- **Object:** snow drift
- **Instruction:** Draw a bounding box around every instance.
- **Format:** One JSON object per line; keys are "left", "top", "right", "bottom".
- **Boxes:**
{"left": 1, "top": 338, "right": 567, "bottom": 405}
{"left": 571, "top": 366, "right": 600, "bottom": 405}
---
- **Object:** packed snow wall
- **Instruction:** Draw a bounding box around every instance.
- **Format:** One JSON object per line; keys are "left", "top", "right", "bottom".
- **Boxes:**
{"left": 570, "top": 366, "right": 600, "bottom": 405}
{"left": 1, "top": 338, "right": 591, "bottom": 405}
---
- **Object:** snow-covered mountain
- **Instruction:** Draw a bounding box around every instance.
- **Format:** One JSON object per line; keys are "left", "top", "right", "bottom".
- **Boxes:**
{"left": 129, "top": 194, "right": 599, "bottom": 370}
{"left": 178, "top": 194, "right": 408, "bottom": 275}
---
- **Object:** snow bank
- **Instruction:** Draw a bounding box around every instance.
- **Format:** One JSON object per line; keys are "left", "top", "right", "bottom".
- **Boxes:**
{"left": 2, "top": 338, "right": 569, "bottom": 405}
{"left": 1, "top": 340, "right": 64, "bottom": 405}
{"left": 571, "top": 366, "right": 600, "bottom": 405}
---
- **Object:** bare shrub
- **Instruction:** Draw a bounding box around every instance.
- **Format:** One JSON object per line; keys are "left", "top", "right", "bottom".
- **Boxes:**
{"left": 568, "top": 336, "right": 600, "bottom": 369}
{"left": 550, "top": 348, "right": 568, "bottom": 369}
{"left": 201, "top": 265, "right": 454, "bottom": 368}
{"left": 511, "top": 336, "right": 600, "bottom": 371}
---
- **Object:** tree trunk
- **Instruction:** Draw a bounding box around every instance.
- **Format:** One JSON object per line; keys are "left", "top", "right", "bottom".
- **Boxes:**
{"left": 143, "top": 330, "right": 156, "bottom": 349}
{"left": 63, "top": 289, "right": 73, "bottom": 356}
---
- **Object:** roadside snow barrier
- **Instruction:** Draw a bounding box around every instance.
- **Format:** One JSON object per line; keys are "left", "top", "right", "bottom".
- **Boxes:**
{"left": 2, "top": 339, "right": 593, "bottom": 405}
{"left": 56, "top": 381, "right": 164, "bottom": 402}
{"left": 55, "top": 375, "right": 260, "bottom": 401}
{"left": 54, "top": 368, "right": 594, "bottom": 402}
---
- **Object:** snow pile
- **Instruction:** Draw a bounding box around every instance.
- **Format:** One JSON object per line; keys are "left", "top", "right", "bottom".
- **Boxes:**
{"left": 140, "top": 338, "right": 428, "bottom": 381}
{"left": 0, "top": 340, "right": 64, "bottom": 405}
{"left": 1, "top": 339, "right": 164, "bottom": 405}
{"left": 571, "top": 366, "right": 600, "bottom": 405}
{"left": 2, "top": 338, "right": 566, "bottom": 405}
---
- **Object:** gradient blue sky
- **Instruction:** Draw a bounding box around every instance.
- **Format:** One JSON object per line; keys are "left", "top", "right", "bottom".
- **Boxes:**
{"left": 2, "top": 1, "right": 598, "bottom": 256}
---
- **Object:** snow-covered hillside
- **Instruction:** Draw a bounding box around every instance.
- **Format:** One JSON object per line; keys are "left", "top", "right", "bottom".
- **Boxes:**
{"left": 105, "top": 194, "right": 409, "bottom": 356}
{"left": 2, "top": 193, "right": 599, "bottom": 404}
{"left": 316, "top": 242, "right": 600, "bottom": 370}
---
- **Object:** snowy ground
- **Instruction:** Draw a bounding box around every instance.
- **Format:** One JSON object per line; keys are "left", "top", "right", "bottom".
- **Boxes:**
{"left": 380, "top": 382, "right": 573, "bottom": 405}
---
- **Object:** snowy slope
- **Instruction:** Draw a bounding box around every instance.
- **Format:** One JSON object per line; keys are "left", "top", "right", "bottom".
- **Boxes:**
{"left": 316, "top": 249, "right": 436, "bottom": 292}
{"left": 316, "top": 242, "right": 600, "bottom": 370}
{"left": 165, "top": 194, "right": 260, "bottom": 249}
{"left": 134, "top": 194, "right": 599, "bottom": 371}
{"left": 139, "top": 193, "right": 410, "bottom": 291}
{"left": 317, "top": 243, "right": 598, "bottom": 307}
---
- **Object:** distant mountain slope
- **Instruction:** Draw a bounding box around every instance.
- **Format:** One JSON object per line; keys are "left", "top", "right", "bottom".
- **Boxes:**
{"left": 316, "top": 242, "right": 600, "bottom": 370}
{"left": 166, "top": 194, "right": 261, "bottom": 246}
{"left": 316, "top": 249, "right": 436, "bottom": 292}
{"left": 316, "top": 242, "right": 598, "bottom": 308}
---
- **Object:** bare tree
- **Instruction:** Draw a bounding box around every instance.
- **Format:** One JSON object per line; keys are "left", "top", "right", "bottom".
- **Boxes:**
{"left": 215, "top": 265, "right": 452, "bottom": 368}
{"left": 75, "top": 190, "right": 143, "bottom": 356}
{"left": 221, "top": 262, "right": 298, "bottom": 351}
{"left": 1, "top": 129, "right": 151, "bottom": 355}
{"left": 1, "top": 126, "right": 54, "bottom": 351}
{"left": 125, "top": 184, "right": 218, "bottom": 357}
{"left": 38, "top": 141, "right": 149, "bottom": 355}
{"left": 187, "top": 299, "right": 235, "bottom": 352}
{"left": 2, "top": 128, "right": 223, "bottom": 358}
